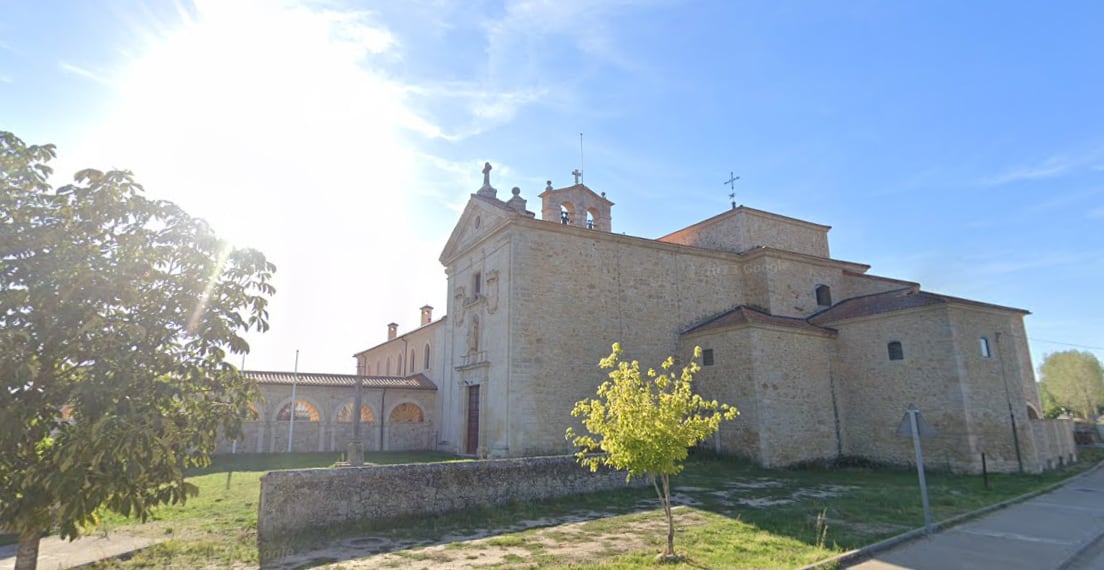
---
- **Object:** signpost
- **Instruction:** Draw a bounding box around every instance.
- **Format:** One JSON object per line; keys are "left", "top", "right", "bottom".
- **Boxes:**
{"left": 897, "top": 404, "right": 937, "bottom": 533}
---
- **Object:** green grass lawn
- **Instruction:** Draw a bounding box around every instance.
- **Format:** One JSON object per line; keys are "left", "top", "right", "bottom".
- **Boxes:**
{"left": 28, "top": 447, "right": 1104, "bottom": 569}
{"left": 81, "top": 451, "right": 464, "bottom": 568}
{"left": 316, "top": 450, "right": 1104, "bottom": 570}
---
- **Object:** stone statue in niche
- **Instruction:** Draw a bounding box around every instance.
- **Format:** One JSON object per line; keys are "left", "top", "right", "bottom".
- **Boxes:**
{"left": 467, "top": 315, "right": 480, "bottom": 354}
{"left": 486, "top": 270, "right": 499, "bottom": 314}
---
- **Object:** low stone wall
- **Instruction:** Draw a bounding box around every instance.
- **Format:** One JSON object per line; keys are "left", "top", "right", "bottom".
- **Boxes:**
{"left": 1031, "top": 418, "right": 1076, "bottom": 470}
{"left": 257, "top": 455, "right": 643, "bottom": 559}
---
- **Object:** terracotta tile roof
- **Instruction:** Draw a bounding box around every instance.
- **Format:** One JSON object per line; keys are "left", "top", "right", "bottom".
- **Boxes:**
{"left": 243, "top": 371, "right": 437, "bottom": 390}
{"left": 683, "top": 305, "right": 836, "bottom": 336}
{"left": 809, "top": 288, "right": 1029, "bottom": 326}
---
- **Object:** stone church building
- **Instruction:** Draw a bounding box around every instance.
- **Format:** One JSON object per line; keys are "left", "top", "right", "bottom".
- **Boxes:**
{"left": 227, "top": 164, "right": 1074, "bottom": 473}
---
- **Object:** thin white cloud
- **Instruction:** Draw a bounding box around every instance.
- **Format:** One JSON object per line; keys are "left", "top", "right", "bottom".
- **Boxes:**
{"left": 982, "top": 155, "right": 1074, "bottom": 185}
{"left": 983, "top": 148, "right": 1104, "bottom": 186}
{"left": 398, "top": 0, "right": 661, "bottom": 140}
{"left": 403, "top": 82, "right": 550, "bottom": 140}
{"left": 58, "top": 61, "right": 109, "bottom": 84}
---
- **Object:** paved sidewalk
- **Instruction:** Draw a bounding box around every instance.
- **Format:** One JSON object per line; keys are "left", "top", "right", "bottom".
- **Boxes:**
{"left": 0, "top": 533, "right": 159, "bottom": 570}
{"left": 845, "top": 466, "right": 1104, "bottom": 570}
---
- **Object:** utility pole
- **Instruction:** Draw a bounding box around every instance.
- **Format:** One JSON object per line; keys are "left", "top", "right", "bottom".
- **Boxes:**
{"left": 287, "top": 349, "right": 299, "bottom": 453}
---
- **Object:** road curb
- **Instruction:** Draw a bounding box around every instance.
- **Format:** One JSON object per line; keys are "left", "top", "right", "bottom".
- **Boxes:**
{"left": 796, "top": 459, "right": 1104, "bottom": 570}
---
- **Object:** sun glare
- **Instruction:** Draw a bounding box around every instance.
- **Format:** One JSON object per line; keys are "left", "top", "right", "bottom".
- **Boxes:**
{"left": 63, "top": 0, "right": 453, "bottom": 371}
{"left": 86, "top": 0, "right": 415, "bottom": 251}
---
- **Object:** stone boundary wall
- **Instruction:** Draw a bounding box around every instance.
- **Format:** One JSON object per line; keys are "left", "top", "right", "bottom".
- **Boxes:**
{"left": 257, "top": 455, "right": 644, "bottom": 556}
{"left": 1031, "top": 418, "right": 1077, "bottom": 469}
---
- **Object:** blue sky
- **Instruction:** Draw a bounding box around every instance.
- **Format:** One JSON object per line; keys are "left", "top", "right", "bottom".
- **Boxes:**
{"left": 2, "top": 0, "right": 1102, "bottom": 374}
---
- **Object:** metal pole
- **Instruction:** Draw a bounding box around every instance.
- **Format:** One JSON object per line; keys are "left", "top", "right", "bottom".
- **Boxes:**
{"left": 287, "top": 349, "right": 299, "bottom": 453}
{"left": 994, "top": 333, "right": 1024, "bottom": 473}
{"left": 909, "top": 405, "right": 933, "bottom": 533}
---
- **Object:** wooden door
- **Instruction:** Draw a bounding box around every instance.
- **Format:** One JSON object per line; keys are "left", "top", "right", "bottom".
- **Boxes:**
{"left": 466, "top": 385, "right": 480, "bottom": 455}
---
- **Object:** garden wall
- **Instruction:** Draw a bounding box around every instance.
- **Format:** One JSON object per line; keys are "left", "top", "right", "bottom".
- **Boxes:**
{"left": 257, "top": 455, "right": 643, "bottom": 559}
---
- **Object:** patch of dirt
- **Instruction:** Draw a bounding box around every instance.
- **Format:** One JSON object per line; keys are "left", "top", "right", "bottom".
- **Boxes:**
{"left": 272, "top": 508, "right": 707, "bottom": 570}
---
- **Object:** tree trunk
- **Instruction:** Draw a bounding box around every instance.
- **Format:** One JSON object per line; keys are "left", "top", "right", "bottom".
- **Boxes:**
{"left": 662, "top": 474, "right": 674, "bottom": 557}
{"left": 15, "top": 529, "right": 41, "bottom": 570}
{"left": 652, "top": 474, "right": 676, "bottom": 558}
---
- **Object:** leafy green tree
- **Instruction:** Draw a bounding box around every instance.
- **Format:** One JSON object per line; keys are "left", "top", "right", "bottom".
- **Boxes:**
{"left": 1039, "top": 350, "right": 1104, "bottom": 421}
{"left": 0, "top": 131, "right": 275, "bottom": 570}
{"left": 566, "top": 343, "right": 737, "bottom": 561}
{"left": 1038, "top": 382, "right": 1067, "bottom": 419}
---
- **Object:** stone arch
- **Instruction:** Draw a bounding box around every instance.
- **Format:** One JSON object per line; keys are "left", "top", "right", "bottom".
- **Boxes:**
{"left": 559, "top": 201, "right": 575, "bottom": 225}
{"left": 335, "top": 401, "right": 376, "bottom": 423}
{"left": 1027, "top": 403, "right": 1042, "bottom": 420}
{"left": 388, "top": 401, "right": 425, "bottom": 423}
{"left": 586, "top": 208, "right": 598, "bottom": 229}
{"left": 274, "top": 398, "right": 322, "bottom": 422}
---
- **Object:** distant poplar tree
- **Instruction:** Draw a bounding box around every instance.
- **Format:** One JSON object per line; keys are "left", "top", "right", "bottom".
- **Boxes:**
{"left": 1039, "top": 350, "right": 1104, "bottom": 421}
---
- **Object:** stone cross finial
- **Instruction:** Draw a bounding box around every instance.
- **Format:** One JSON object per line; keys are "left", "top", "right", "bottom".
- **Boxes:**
{"left": 572, "top": 169, "right": 582, "bottom": 185}
{"left": 477, "top": 162, "right": 497, "bottom": 198}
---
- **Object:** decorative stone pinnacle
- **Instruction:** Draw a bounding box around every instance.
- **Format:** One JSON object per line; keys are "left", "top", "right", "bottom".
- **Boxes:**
{"left": 546, "top": 180, "right": 553, "bottom": 191}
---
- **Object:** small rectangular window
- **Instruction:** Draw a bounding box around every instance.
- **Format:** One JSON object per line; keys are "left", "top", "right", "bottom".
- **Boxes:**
{"left": 473, "top": 272, "right": 482, "bottom": 296}
{"left": 888, "top": 341, "right": 904, "bottom": 361}
{"left": 702, "top": 349, "right": 715, "bottom": 366}
{"left": 980, "top": 337, "right": 991, "bottom": 358}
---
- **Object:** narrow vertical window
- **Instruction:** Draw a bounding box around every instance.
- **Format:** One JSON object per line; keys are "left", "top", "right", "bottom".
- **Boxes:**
{"left": 702, "top": 349, "right": 715, "bottom": 366}
{"left": 473, "top": 272, "right": 482, "bottom": 296}
{"left": 979, "top": 336, "right": 991, "bottom": 358}
{"left": 424, "top": 343, "right": 431, "bottom": 369}
{"left": 410, "top": 351, "right": 415, "bottom": 372}
{"left": 815, "top": 284, "right": 832, "bottom": 307}
{"left": 888, "top": 341, "right": 904, "bottom": 361}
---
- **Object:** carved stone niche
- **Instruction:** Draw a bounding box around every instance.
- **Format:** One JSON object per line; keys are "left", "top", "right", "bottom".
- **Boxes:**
{"left": 485, "top": 270, "right": 499, "bottom": 314}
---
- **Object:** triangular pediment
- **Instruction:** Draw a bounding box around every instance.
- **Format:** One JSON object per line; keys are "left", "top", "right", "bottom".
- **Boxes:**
{"left": 439, "top": 196, "right": 515, "bottom": 265}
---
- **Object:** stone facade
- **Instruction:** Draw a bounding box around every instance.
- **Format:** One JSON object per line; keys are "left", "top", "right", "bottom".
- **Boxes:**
{"left": 256, "top": 455, "right": 645, "bottom": 561}
{"left": 280, "top": 165, "right": 1075, "bottom": 474}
